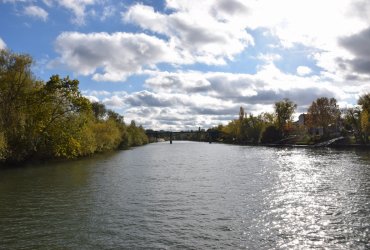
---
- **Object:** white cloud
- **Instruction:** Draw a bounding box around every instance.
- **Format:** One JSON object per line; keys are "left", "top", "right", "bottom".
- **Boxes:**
{"left": 42, "top": 0, "right": 52, "bottom": 7}
{"left": 127, "top": 0, "right": 364, "bottom": 55}
{"left": 100, "top": 5, "right": 115, "bottom": 21}
{"left": 3, "top": 0, "right": 97, "bottom": 25}
{"left": 257, "top": 53, "right": 282, "bottom": 64}
{"left": 101, "top": 90, "right": 239, "bottom": 130}
{"left": 103, "top": 95, "right": 125, "bottom": 107}
{"left": 145, "top": 65, "right": 345, "bottom": 108}
{"left": 246, "top": 0, "right": 366, "bottom": 48}
{"left": 23, "top": 5, "right": 48, "bottom": 21}
{"left": 40, "top": 0, "right": 370, "bottom": 129}
{"left": 96, "top": 63, "right": 356, "bottom": 130}
{"left": 51, "top": 0, "right": 370, "bottom": 83}
{"left": 243, "top": 0, "right": 370, "bottom": 81}
{"left": 84, "top": 95, "right": 99, "bottom": 103}
{"left": 120, "top": 0, "right": 370, "bottom": 82}
{"left": 296, "top": 66, "right": 312, "bottom": 76}
{"left": 45, "top": 0, "right": 243, "bottom": 86}
{"left": 82, "top": 90, "right": 111, "bottom": 97}
{"left": 57, "top": 0, "right": 96, "bottom": 25}
{"left": 0, "top": 38, "right": 6, "bottom": 49}
{"left": 124, "top": 1, "right": 254, "bottom": 65}
{"left": 54, "top": 32, "right": 181, "bottom": 81}
{"left": 21, "top": 0, "right": 97, "bottom": 24}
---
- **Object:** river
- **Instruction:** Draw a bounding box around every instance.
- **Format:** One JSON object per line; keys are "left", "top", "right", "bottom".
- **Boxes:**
{"left": 0, "top": 141, "right": 369, "bottom": 249}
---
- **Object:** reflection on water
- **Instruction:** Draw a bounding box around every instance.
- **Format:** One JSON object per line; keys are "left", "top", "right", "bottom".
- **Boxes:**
{"left": 0, "top": 142, "right": 369, "bottom": 249}
{"left": 255, "top": 148, "right": 370, "bottom": 249}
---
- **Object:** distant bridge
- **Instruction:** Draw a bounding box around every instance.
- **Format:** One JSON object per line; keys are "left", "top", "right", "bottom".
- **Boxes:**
{"left": 146, "top": 129, "right": 219, "bottom": 143}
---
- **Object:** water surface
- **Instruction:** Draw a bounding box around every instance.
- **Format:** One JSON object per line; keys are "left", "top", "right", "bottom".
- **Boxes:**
{"left": 0, "top": 142, "right": 369, "bottom": 249}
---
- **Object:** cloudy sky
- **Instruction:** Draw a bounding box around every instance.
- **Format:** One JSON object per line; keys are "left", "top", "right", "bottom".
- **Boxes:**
{"left": 1, "top": 0, "right": 370, "bottom": 130}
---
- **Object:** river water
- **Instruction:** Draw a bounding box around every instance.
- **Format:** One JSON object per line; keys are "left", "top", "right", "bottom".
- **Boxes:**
{"left": 0, "top": 142, "right": 369, "bottom": 249}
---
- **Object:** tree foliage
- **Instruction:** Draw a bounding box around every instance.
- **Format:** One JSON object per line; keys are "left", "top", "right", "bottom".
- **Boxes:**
{"left": 358, "top": 93, "right": 370, "bottom": 143}
{"left": 0, "top": 50, "right": 148, "bottom": 163}
{"left": 358, "top": 93, "right": 370, "bottom": 113}
{"left": 207, "top": 96, "right": 369, "bottom": 145}
{"left": 307, "top": 97, "right": 340, "bottom": 137}
{"left": 274, "top": 98, "right": 297, "bottom": 135}
{"left": 214, "top": 106, "right": 276, "bottom": 144}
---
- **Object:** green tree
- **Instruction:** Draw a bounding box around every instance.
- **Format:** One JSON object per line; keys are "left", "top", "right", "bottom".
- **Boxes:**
{"left": 360, "top": 110, "right": 369, "bottom": 143}
{"left": 0, "top": 50, "right": 43, "bottom": 161}
{"left": 0, "top": 50, "right": 148, "bottom": 163}
{"left": 358, "top": 93, "right": 370, "bottom": 113}
{"left": 274, "top": 98, "right": 297, "bottom": 135}
{"left": 238, "top": 106, "right": 246, "bottom": 141}
{"left": 344, "top": 107, "right": 363, "bottom": 142}
{"left": 358, "top": 93, "right": 370, "bottom": 143}
{"left": 92, "top": 102, "right": 107, "bottom": 120}
{"left": 34, "top": 75, "right": 92, "bottom": 159}
{"left": 222, "top": 120, "right": 240, "bottom": 142}
{"left": 239, "top": 106, "right": 245, "bottom": 121}
{"left": 92, "top": 119, "right": 122, "bottom": 152}
{"left": 244, "top": 114, "right": 266, "bottom": 143}
{"left": 126, "top": 120, "right": 149, "bottom": 146}
{"left": 260, "top": 112, "right": 276, "bottom": 125}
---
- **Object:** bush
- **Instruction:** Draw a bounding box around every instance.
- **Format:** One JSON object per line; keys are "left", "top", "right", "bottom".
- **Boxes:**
{"left": 261, "top": 125, "right": 282, "bottom": 144}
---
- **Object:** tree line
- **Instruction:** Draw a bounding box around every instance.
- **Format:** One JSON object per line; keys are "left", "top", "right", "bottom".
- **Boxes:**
{"left": 0, "top": 50, "right": 148, "bottom": 163}
{"left": 207, "top": 95, "right": 370, "bottom": 145}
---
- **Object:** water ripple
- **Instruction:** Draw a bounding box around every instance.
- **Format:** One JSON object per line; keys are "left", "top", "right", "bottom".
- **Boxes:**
{"left": 0, "top": 143, "right": 369, "bottom": 249}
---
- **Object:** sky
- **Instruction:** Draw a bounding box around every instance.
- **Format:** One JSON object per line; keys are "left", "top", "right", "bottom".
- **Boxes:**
{"left": 1, "top": 0, "right": 370, "bottom": 130}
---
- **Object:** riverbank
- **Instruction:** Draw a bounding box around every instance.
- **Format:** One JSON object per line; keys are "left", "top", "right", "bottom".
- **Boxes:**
{"left": 262, "top": 143, "right": 370, "bottom": 149}
{"left": 262, "top": 136, "right": 370, "bottom": 149}
{"left": 204, "top": 136, "right": 370, "bottom": 149}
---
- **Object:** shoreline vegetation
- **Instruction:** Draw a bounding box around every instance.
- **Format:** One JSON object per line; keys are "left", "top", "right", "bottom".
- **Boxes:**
{"left": 1, "top": 50, "right": 369, "bottom": 165}
{"left": 147, "top": 96, "right": 370, "bottom": 148}
{"left": 0, "top": 50, "right": 148, "bottom": 165}
{"left": 147, "top": 134, "right": 370, "bottom": 149}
